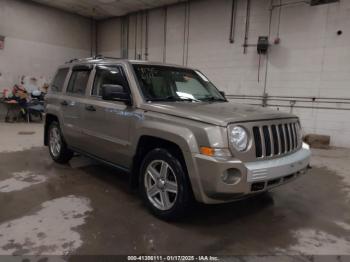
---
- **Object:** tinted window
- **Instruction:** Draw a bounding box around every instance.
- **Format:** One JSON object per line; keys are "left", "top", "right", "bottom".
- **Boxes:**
{"left": 51, "top": 68, "right": 69, "bottom": 92}
{"left": 67, "top": 70, "right": 91, "bottom": 95}
{"left": 92, "top": 66, "right": 128, "bottom": 96}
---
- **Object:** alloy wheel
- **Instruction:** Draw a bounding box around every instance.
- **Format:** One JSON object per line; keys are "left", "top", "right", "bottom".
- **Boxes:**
{"left": 49, "top": 126, "right": 62, "bottom": 158}
{"left": 144, "top": 160, "right": 178, "bottom": 211}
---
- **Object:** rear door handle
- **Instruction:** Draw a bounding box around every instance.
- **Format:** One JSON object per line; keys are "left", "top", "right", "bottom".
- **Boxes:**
{"left": 61, "top": 100, "right": 68, "bottom": 106}
{"left": 85, "top": 105, "right": 96, "bottom": 112}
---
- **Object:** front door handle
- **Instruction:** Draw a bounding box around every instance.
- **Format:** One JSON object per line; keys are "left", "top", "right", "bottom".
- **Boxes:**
{"left": 61, "top": 100, "right": 68, "bottom": 106}
{"left": 85, "top": 105, "right": 96, "bottom": 112}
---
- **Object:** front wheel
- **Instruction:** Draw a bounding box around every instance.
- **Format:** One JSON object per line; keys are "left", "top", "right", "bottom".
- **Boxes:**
{"left": 140, "top": 148, "right": 192, "bottom": 220}
{"left": 48, "top": 121, "right": 73, "bottom": 164}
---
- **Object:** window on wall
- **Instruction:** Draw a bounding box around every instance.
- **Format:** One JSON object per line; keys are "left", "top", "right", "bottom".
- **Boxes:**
{"left": 51, "top": 68, "right": 69, "bottom": 92}
{"left": 67, "top": 70, "right": 91, "bottom": 95}
{"left": 92, "top": 66, "right": 128, "bottom": 97}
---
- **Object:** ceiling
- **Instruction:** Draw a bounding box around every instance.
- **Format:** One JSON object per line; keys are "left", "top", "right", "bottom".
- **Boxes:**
{"left": 31, "top": 0, "right": 187, "bottom": 19}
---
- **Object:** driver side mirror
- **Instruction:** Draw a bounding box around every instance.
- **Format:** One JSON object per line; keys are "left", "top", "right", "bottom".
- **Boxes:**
{"left": 101, "top": 84, "right": 132, "bottom": 105}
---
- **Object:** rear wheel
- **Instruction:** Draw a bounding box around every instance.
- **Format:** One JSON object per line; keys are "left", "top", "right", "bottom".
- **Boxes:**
{"left": 140, "top": 148, "right": 192, "bottom": 220}
{"left": 48, "top": 121, "right": 73, "bottom": 164}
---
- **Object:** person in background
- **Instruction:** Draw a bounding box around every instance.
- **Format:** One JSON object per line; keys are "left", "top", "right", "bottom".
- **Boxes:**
{"left": 12, "top": 84, "right": 28, "bottom": 120}
{"left": 23, "top": 77, "right": 40, "bottom": 99}
{"left": 42, "top": 83, "right": 49, "bottom": 93}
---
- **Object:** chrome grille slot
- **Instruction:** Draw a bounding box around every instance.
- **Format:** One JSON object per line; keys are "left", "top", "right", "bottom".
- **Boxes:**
{"left": 292, "top": 123, "right": 298, "bottom": 149}
{"left": 271, "top": 125, "right": 279, "bottom": 154}
{"left": 278, "top": 124, "right": 286, "bottom": 153}
{"left": 252, "top": 120, "right": 300, "bottom": 159}
{"left": 262, "top": 126, "right": 272, "bottom": 156}
{"left": 285, "top": 124, "right": 291, "bottom": 151}
{"left": 289, "top": 123, "right": 294, "bottom": 149}
{"left": 253, "top": 127, "right": 262, "bottom": 158}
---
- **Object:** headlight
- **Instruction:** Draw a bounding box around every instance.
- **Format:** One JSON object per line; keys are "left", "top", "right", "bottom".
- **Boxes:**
{"left": 296, "top": 121, "right": 303, "bottom": 145}
{"left": 229, "top": 126, "right": 249, "bottom": 151}
{"left": 302, "top": 142, "right": 310, "bottom": 150}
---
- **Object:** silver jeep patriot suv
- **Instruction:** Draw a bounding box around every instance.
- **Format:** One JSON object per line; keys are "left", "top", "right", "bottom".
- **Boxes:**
{"left": 45, "top": 56, "right": 311, "bottom": 220}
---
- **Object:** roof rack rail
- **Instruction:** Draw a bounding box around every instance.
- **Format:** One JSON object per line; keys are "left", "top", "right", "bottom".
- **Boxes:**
{"left": 65, "top": 55, "right": 122, "bottom": 64}
{"left": 103, "top": 56, "right": 122, "bottom": 60}
{"left": 65, "top": 58, "right": 79, "bottom": 64}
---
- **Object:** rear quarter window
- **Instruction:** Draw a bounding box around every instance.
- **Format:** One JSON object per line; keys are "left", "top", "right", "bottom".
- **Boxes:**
{"left": 50, "top": 68, "right": 69, "bottom": 92}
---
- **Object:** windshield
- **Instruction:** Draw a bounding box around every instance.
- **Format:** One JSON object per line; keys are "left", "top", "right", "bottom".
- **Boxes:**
{"left": 132, "top": 64, "right": 226, "bottom": 102}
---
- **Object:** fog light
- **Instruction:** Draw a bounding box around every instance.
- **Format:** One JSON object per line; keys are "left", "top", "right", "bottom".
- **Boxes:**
{"left": 221, "top": 168, "right": 242, "bottom": 185}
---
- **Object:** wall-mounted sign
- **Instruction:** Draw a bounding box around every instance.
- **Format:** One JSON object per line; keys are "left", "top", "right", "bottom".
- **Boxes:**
{"left": 0, "top": 36, "right": 5, "bottom": 50}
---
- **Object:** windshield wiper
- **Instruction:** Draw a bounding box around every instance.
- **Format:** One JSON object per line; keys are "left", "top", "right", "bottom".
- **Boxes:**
{"left": 178, "top": 96, "right": 201, "bottom": 102}
{"left": 201, "top": 96, "right": 227, "bottom": 102}
{"left": 147, "top": 96, "right": 200, "bottom": 102}
{"left": 146, "top": 96, "right": 179, "bottom": 102}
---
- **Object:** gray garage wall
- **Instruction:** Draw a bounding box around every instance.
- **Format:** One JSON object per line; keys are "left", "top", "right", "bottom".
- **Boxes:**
{"left": 97, "top": 0, "right": 350, "bottom": 148}
{"left": 0, "top": 0, "right": 92, "bottom": 91}
{"left": 97, "top": 17, "right": 122, "bottom": 58}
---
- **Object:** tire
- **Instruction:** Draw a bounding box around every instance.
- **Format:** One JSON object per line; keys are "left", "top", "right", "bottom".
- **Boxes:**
{"left": 140, "top": 148, "right": 192, "bottom": 220}
{"left": 48, "top": 121, "right": 73, "bottom": 164}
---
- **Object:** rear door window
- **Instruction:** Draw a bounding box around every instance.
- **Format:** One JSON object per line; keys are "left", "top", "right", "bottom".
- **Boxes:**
{"left": 67, "top": 69, "right": 91, "bottom": 95}
{"left": 51, "top": 68, "right": 69, "bottom": 92}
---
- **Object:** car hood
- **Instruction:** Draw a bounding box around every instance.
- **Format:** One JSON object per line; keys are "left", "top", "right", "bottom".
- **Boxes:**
{"left": 140, "top": 101, "right": 296, "bottom": 126}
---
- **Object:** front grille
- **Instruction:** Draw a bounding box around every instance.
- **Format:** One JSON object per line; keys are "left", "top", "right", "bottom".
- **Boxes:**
{"left": 252, "top": 120, "right": 300, "bottom": 158}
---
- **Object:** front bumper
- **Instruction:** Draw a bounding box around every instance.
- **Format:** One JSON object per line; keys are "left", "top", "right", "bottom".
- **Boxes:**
{"left": 193, "top": 143, "right": 311, "bottom": 204}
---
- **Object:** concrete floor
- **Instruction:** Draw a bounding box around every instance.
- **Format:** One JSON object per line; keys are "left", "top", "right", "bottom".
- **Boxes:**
{"left": 0, "top": 123, "right": 350, "bottom": 258}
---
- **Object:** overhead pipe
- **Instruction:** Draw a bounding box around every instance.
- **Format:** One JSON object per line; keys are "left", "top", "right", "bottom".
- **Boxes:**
{"left": 227, "top": 96, "right": 350, "bottom": 105}
{"left": 276, "top": 0, "right": 282, "bottom": 39}
{"left": 120, "top": 16, "right": 129, "bottom": 59}
{"left": 134, "top": 13, "right": 138, "bottom": 59}
{"left": 262, "top": 0, "right": 274, "bottom": 106}
{"left": 271, "top": 0, "right": 309, "bottom": 9}
{"left": 121, "top": 17, "right": 127, "bottom": 58}
{"left": 261, "top": 0, "right": 309, "bottom": 105}
{"left": 126, "top": 16, "right": 130, "bottom": 59}
{"left": 163, "top": 7, "right": 168, "bottom": 63}
{"left": 259, "top": 104, "right": 350, "bottom": 111}
{"left": 243, "top": 0, "right": 251, "bottom": 54}
{"left": 185, "top": 1, "right": 191, "bottom": 66}
{"left": 145, "top": 10, "right": 149, "bottom": 60}
{"left": 229, "top": 0, "right": 237, "bottom": 43}
{"left": 182, "top": 2, "right": 188, "bottom": 65}
{"left": 90, "top": 17, "right": 93, "bottom": 56}
{"left": 225, "top": 95, "right": 350, "bottom": 111}
{"left": 140, "top": 11, "right": 143, "bottom": 60}
{"left": 120, "top": 18, "right": 123, "bottom": 58}
{"left": 227, "top": 94, "right": 350, "bottom": 102}
{"left": 90, "top": 17, "right": 97, "bottom": 56}
{"left": 89, "top": 7, "right": 98, "bottom": 56}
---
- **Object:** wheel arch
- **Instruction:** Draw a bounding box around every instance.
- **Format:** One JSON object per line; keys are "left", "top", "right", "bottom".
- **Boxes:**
{"left": 132, "top": 135, "right": 188, "bottom": 178}
{"left": 130, "top": 126, "right": 204, "bottom": 202}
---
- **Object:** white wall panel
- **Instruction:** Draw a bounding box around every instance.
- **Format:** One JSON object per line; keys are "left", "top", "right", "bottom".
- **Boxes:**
{"left": 96, "top": 0, "right": 350, "bottom": 147}
{"left": 97, "top": 18, "right": 122, "bottom": 58}
{"left": 165, "top": 4, "right": 186, "bottom": 65}
{"left": 0, "top": 37, "right": 89, "bottom": 89}
{"left": 0, "top": 0, "right": 91, "bottom": 90}
{"left": 148, "top": 8, "right": 166, "bottom": 62}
